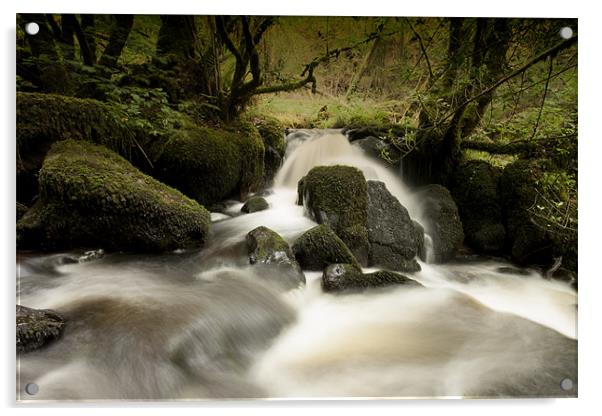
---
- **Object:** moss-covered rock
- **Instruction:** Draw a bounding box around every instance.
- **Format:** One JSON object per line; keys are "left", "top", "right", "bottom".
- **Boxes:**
{"left": 246, "top": 226, "right": 305, "bottom": 289}
{"left": 415, "top": 184, "right": 464, "bottom": 263}
{"left": 367, "top": 181, "right": 421, "bottom": 272}
{"left": 322, "top": 263, "right": 422, "bottom": 293}
{"left": 248, "top": 115, "right": 287, "bottom": 185}
{"left": 17, "top": 305, "right": 64, "bottom": 353}
{"left": 452, "top": 161, "right": 505, "bottom": 254}
{"left": 298, "top": 165, "right": 368, "bottom": 234}
{"left": 292, "top": 224, "right": 360, "bottom": 270}
{"left": 338, "top": 224, "right": 370, "bottom": 267}
{"left": 153, "top": 124, "right": 264, "bottom": 206}
{"left": 16, "top": 92, "right": 138, "bottom": 203}
{"left": 17, "top": 140, "right": 210, "bottom": 252}
{"left": 241, "top": 196, "right": 270, "bottom": 213}
{"left": 499, "top": 160, "right": 555, "bottom": 266}
{"left": 16, "top": 202, "right": 28, "bottom": 222}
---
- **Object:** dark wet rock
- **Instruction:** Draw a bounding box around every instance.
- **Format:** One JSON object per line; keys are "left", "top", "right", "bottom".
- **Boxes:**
{"left": 241, "top": 196, "right": 269, "bottom": 213}
{"left": 78, "top": 249, "right": 105, "bottom": 263}
{"left": 16, "top": 140, "right": 211, "bottom": 253}
{"left": 452, "top": 161, "right": 505, "bottom": 254}
{"left": 292, "top": 224, "right": 360, "bottom": 270}
{"left": 322, "top": 263, "right": 422, "bottom": 293}
{"left": 246, "top": 226, "right": 305, "bottom": 288}
{"left": 353, "top": 136, "right": 401, "bottom": 165}
{"left": 17, "top": 305, "right": 65, "bottom": 353}
{"left": 297, "top": 165, "right": 367, "bottom": 234}
{"left": 16, "top": 202, "right": 29, "bottom": 222}
{"left": 413, "top": 220, "right": 426, "bottom": 261}
{"left": 499, "top": 160, "right": 556, "bottom": 266}
{"left": 366, "top": 181, "right": 421, "bottom": 272}
{"left": 415, "top": 184, "right": 464, "bottom": 263}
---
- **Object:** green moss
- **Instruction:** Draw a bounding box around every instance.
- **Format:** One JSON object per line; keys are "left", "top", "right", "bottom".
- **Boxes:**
{"left": 322, "top": 263, "right": 421, "bottom": 293}
{"left": 247, "top": 226, "right": 292, "bottom": 264}
{"left": 337, "top": 224, "right": 370, "bottom": 266}
{"left": 17, "top": 139, "right": 210, "bottom": 252}
{"left": 246, "top": 114, "right": 286, "bottom": 155}
{"left": 241, "top": 196, "right": 269, "bottom": 213}
{"left": 299, "top": 165, "right": 368, "bottom": 233}
{"left": 292, "top": 224, "right": 360, "bottom": 270}
{"left": 17, "top": 92, "right": 136, "bottom": 163}
{"left": 16, "top": 202, "right": 28, "bottom": 221}
{"left": 154, "top": 123, "right": 264, "bottom": 206}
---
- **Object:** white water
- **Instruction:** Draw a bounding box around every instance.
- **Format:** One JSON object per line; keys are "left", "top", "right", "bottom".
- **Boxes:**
{"left": 17, "top": 129, "right": 577, "bottom": 400}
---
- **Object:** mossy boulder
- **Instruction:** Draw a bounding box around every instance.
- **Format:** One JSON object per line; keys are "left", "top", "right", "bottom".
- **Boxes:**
{"left": 452, "top": 161, "right": 505, "bottom": 254}
{"left": 153, "top": 123, "right": 264, "bottom": 206}
{"left": 338, "top": 224, "right": 370, "bottom": 267}
{"left": 415, "top": 184, "right": 464, "bottom": 263}
{"left": 17, "top": 305, "right": 64, "bottom": 353}
{"left": 246, "top": 226, "right": 305, "bottom": 289}
{"left": 241, "top": 196, "right": 270, "bottom": 213}
{"left": 16, "top": 202, "right": 29, "bottom": 222}
{"left": 248, "top": 115, "right": 287, "bottom": 185}
{"left": 292, "top": 224, "right": 360, "bottom": 270}
{"left": 17, "top": 92, "right": 138, "bottom": 203}
{"left": 297, "top": 165, "right": 368, "bottom": 234}
{"left": 322, "top": 263, "right": 422, "bottom": 293}
{"left": 367, "top": 181, "right": 421, "bottom": 272}
{"left": 499, "top": 160, "right": 555, "bottom": 265}
{"left": 17, "top": 140, "right": 210, "bottom": 252}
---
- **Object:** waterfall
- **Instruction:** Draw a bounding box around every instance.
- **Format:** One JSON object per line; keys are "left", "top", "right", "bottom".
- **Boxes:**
{"left": 16, "top": 129, "right": 577, "bottom": 401}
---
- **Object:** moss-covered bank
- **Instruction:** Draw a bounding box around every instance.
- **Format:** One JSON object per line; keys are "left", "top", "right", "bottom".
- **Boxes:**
{"left": 17, "top": 140, "right": 210, "bottom": 252}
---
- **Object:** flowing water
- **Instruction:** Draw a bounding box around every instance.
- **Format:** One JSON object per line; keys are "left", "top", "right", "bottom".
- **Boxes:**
{"left": 17, "top": 129, "right": 577, "bottom": 401}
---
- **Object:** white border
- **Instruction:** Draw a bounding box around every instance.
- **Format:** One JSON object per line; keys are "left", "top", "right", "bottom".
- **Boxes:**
{"left": 2, "top": 1, "right": 600, "bottom": 415}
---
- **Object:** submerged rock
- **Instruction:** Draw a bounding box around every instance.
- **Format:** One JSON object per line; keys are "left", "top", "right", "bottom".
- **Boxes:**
{"left": 415, "top": 184, "right": 464, "bottom": 263}
{"left": 246, "top": 226, "right": 305, "bottom": 289}
{"left": 322, "top": 263, "right": 421, "bottom": 293}
{"left": 241, "top": 196, "right": 269, "bottom": 213}
{"left": 17, "top": 140, "right": 210, "bottom": 252}
{"left": 292, "top": 224, "right": 360, "bottom": 270}
{"left": 17, "top": 305, "right": 65, "bottom": 353}
{"left": 297, "top": 165, "right": 368, "bottom": 234}
{"left": 366, "top": 181, "right": 421, "bottom": 272}
{"left": 452, "top": 161, "right": 505, "bottom": 254}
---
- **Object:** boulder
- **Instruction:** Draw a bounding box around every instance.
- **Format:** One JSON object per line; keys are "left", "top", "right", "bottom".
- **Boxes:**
{"left": 16, "top": 202, "right": 28, "bottom": 222}
{"left": 246, "top": 226, "right": 305, "bottom": 289}
{"left": 297, "top": 165, "right": 367, "bottom": 234}
{"left": 415, "top": 184, "right": 464, "bottom": 263}
{"left": 17, "top": 305, "right": 65, "bottom": 353}
{"left": 17, "top": 140, "right": 210, "bottom": 252}
{"left": 499, "top": 160, "right": 554, "bottom": 265}
{"left": 322, "top": 263, "right": 422, "bottom": 293}
{"left": 241, "top": 196, "right": 269, "bottom": 213}
{"left": 153, "top": 123, "right": 264, "bottom": 206}
{"left": 337, "top": 224, "right": 370, "bottom": 267}
{"left": 292, "top": 224, "right": 360, "bottom": 270}
{"left": 366, "top": 181, "right": 421, "bottom": 272}
{"left": 249, "top": 115, "right": 286, "bottom": 185}
{"left": 352, "top": 136, "right": 401, "bottom": 166}
{"left": 452, "top": 161, "right": 505, "bottom": 253}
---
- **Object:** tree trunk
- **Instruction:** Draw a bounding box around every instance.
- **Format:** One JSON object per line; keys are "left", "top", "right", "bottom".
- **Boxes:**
{"left": 98, "top": 14, "right": 134, "bottom": 69}
{"left": 80, "top": 15, "right": 96, "bottom": 62}
{"left": 20, "top": 13, "right": 71, "bottom": 93}
{"left": 156, "top": 15, "right": 198, "bottom": 64}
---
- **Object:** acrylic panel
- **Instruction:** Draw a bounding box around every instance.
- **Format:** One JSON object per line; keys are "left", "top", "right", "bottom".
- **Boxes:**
{"left": 16, "top": 14, "right": 578, "bottom": 401}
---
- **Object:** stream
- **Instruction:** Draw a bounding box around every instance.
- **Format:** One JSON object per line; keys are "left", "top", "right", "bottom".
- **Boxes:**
{"left": 17, "top": 129, "right": 577, "bottom": 400}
